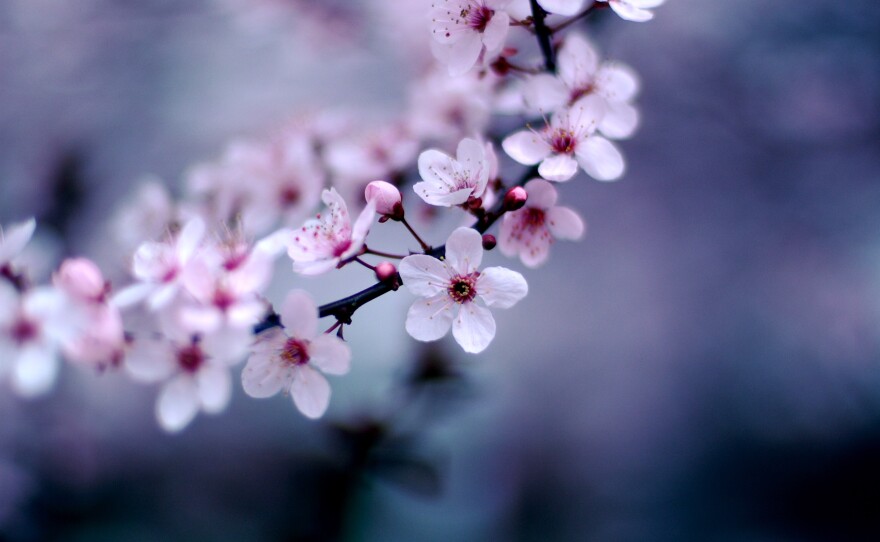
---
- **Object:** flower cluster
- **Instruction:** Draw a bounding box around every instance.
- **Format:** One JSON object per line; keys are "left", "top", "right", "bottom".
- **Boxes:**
{"left": 0, "top": 0, "right": 664, "bottom": 431}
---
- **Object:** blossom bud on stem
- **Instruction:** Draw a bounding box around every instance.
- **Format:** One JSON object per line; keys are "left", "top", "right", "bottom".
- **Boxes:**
{"left": 503, "top": 186, "right": 528, "bottom": 212}
{"left": 482, "top": 234, "right": 497, "bottom": 251}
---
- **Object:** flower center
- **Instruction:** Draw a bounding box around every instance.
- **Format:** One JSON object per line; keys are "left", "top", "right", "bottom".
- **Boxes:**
{"left": 448, "top": 273, "right": 478, "bottom": 304}
{"left": 11, "top": 317, "right": 38, "bottom": 345}
{"left": 281, "top": 338, "right": 309, "bottom": 366}
{"left": 279, "top": 185, "right": 300, "bottom": 207}
{"left": 569, "top": 83, "right": 595, "bottom": 105}
{"left": 332, "top": 239, "right": 352, "bottom": 258}
{"left": 177, "top": 343, "right": 205, "bottom": 373}
{"left": 523, "top": 208, "right": 546, "bottom": 230}
{"left": 550, "top": 129, "right": 577, "bottom": 154}
{"left": 213, "top": 288, "right": 236, "bottom": 311}
{"left": 464, "top": 5, "right": 494, "bottom": 32}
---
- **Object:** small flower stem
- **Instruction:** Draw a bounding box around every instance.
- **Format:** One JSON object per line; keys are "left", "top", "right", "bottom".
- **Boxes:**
{"left": 549, "top": 4, "right": 603, "bottom": 33}
{"left": 529, "top": 0, "right": 556, "bottom": 72}
{"left": 400, "top": 217, "right": 431, "bottom": 252}
{"left": 325, "top": 320, "right": 342, "bottom": 335}
{"left": 354, "top": 257, "right": 377, "bottom": 271}
{"left": 363, "top": 246, "right": 407, "bottom": 260}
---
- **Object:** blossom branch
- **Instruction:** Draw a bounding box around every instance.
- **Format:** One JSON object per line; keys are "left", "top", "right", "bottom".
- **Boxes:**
{"left": 549, "top": 3, "right": 605, "bottom": 33}
{"left": 529, "top": 0, "right": 556, "bottom": 72}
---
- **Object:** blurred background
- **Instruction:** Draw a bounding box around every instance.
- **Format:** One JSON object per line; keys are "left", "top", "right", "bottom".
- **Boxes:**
{"left": 2, "top": 0, "right": 880, "bottom": 540}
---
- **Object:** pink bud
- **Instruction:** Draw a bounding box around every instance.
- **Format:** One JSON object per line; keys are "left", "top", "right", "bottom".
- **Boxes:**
{"left": 365, "top": 180, "right": 403, "bottom": 218}
{"left": 53, "top": 258, "right": 107, "bottom": 302}
{"left": 482, "top": 234, "right": 497, "bottom": 251}
{"left": 503, "top": 186, "right": 528, "bottom": 211}
{"left": 375, "top": 261, "right": 398, "bottom": 283}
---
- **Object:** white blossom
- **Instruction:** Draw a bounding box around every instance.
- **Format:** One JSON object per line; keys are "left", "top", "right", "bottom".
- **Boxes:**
{"left": 414, "top": 138, "right": 490, "bottom": 207}
{"left": 430, "top": 0, "right": 512, "bottom": 76}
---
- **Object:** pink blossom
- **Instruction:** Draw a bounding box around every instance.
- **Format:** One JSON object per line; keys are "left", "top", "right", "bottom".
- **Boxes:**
{"left": 364, "top": 180, "right": 403, "bottom": 217}
{"left": 415, "top": 138, "right": 491, "bottom": 207}
{"left": 399, "top": 227, "right": 528, "bottom": 353}
{"left": 502, "top": 95, "right": 625, "bottom": 181}
{"left": 242, "top": 290, "right": 351, "bottom": 419}
{"left": 53, "top": 258, "right": 108, "bottom": 303}
{"left": 430, "top": 0, "right": 512, "bottom": 76}
{"left": 499, "top": 179, "right": 585, "bottom": 267}
{"left": 287, "top": 188, "right": 376, "bottom": 275}
{"left": 408, "top": 68, "right": 492, "bottom": 145}
{"left": 597, "top": 0, "right": 665, "bottom": 22}
{"left": 523, "top": 32, "right": 641, "bottom": 139}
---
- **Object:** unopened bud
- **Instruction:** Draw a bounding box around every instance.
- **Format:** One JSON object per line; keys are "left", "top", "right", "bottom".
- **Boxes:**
{"left": 53, "top": 257, "right": 107, "bottom": 302}
{"left": 365, "top": 180, "right": 403, "bottom": 219}
{"left": 375, "top": 261, "right": 398, "bottom": 283}
{"left": 482, "top": 234, "right": 497, "bottom": 251}
{"left": 503, "top": 186, "right": 528, "bottom": 211}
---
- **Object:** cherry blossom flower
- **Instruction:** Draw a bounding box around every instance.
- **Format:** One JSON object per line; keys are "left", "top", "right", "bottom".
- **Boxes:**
{"left": 325, "top": 123, "right": 418, "bottom": 193}
{"left": 111, "top": 180, "right": 175, "bottom": 252}
{"left": 287, "top": 188, "right": 376, "bottom": 275}
{"left": 430, "top": 0, "right": 512, "bottom": 76}
{"left": 125, "top": 325, "right": 251, "bottom": 432}
{"left": 597, "top": 0, "right": 665, "bottom": 22}
{"left": 502, "top": 94, "right": 625, "bottom": 181}
{"left": 0, "top": 282, "right": 77, "bottom": 397}
{"left": 113, "top": 217, "right": 206, "bottom": 310}
{"left": 499, "top": 179, "right": 585, "bottom": 267}
{"left": 364, "top": 180, "right": 403, "bottom": 217}
{"left": 415, "top": 138, "right": 491, "bottom": 207}
{"left": 523, "top": 32, "right": 641, "bottom": 139}
{"left": 242, "top": 290, "right": 351, "bottom": 419}
{"left": 399, "top": 227, "right": 528, "bottom": 353}
{"left": 408, "top": 68, "right": 492, "bottom": 144}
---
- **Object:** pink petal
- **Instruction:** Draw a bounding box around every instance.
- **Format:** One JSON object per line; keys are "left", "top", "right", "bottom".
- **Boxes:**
{"left": 175, "top": 217, "right": 205, "bottom": 264}
{"left": 547, "top": 206, "right": 586, "bottom": 240}
{"left": 477, "top": 267, "right": 528, "bottom": 308}
{"left": 157, "top": 375, "right": 200, "bottom": 432}
{"left": 405, "top": 294, "right": 454, "bottom": 342}
{"left": 575, "top": 136, "right": 625, "bottom": 181}
{"left": 279, "top": 290, "right": 318, "bottom": 340}
{"left": 241, "top": 348, "right": 287, "bottom": 399}
{"left": 417, "top": 149, "right": 457, "bottom": 189}
{"left": 520, "top": 237, "right": 552, "bottom": 268}
{"left": 502, "top": 130, "right": 551, "bottom": 165}
{"left": 481, "top": 11, "right": 510, "bottom": 52}
{"left": 413, "top": 182, "right": 474, "bottom": 207}
{"left": 444, "top": 227, "right": 483, "bottom": 275}
{"left": 538, "top": 154, "right": 579, "bottom": 182}
{"left": 446, "top": 31, "right": 483, "bottom": 76}
{"left": 596, "top": 63, "right": 640, "bottom": 102}
{"left": 125, "top": 337, "right": 176, "bottom": 383}
{"left": 399, "top": 255, "right": 451, "bottom": 297}
{"left": 599, "top": 101, "right": 640, "bottom": 140}
{"left": 523, "top": 179, "right": 558, "bottom": 209}
{"left": 349, "top": 199, "right": 376, "bottom": 248}
{"left": 568, "top": 94, "right": 606, "bottom": 132}
{"left": 523, "top": 74, "right": 568, "bottom": 112}
{"left": 0, "top": 218, "right": 35, "bottom": 264}
{"left": 558, "top": 33, "right": 600, "bottom": 90}
{"left": 308, "top": 334, "right": 351, "bottom": 376}
{"left": 111, "top": 282, "right": 155, "bottom": 308}
{"left": 290, "top": 366, "right": 331, "bottom": 419}
{"left": 452, "top": 303, "right": 496, "bottom": 354}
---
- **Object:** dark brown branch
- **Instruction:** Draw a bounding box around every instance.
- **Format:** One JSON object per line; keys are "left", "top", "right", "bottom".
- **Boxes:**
{"left": 529, "top": 0, "right": 556, "bottom": 72}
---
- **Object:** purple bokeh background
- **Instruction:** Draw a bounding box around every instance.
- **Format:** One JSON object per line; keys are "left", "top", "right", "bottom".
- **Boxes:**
{"left": 2, "top": 0, "right": 879, "bottom": 540}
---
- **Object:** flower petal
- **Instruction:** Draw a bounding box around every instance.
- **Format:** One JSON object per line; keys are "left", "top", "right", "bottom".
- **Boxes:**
{"left": 157, "top": 375, "right": 200, "bottom": 432}
{"left": 538, "top": 0, "right": 586, "bottom": 16}
{"left": 308, "top": 334, "right": 351, "bottom": 376}
{"left": 125, "top": 337, "right": 176, "bottom": 383}
{"left": 444, "top": 227, "right": 483, "bottom": 275}
{"left": 242, "top": 344, "right": 287, "bottom": 399}
{"left": 523, "top": 179, "right": 558, "bottom": 210}
{"left": 452, "top": 303, "right": 496, "bottom": 354}
{"left": 482, "top": 11, "right": 509, "bottom": 52}
{"left": 279, "top": 290, "right": 318, "bottom": 339}
{"left": 175, "top": 217, "right": 205, "bottom": 264}
{"left": 197, "top": 365, "right": 232, "bottom": 414}
{"left": 609, "top": 0, "right": 655, "bottom": 21}
{"left": 502, "top": 130, "right": 551, "bottom": 165}
{"left": 399, "top": 255, "right": 450, "bottom": 297}
{"left": 12, "top": 344, "right": 58, "bottom": 397}
{"left": 477, "top": 267, "right": 528, "bottom": 308}
{"left": 599, "top": 101, "right": 640, "bottom": 140}
{"left": 575, "top": 136, "right": 625, "bottom": 181}
{"left": 558, "top": 33, "right": 600, "bottom": 90}
{"left": 0, "top": 218, "right": 35, "bottom": 264}
{"left": 547, "top": 206, "right": 586, "bottom": 240}
{"left": 405, "top": 294, "right": 454, "bottom": 342}
{"left": 538, "top": 154, "right": 579, "bottom": 182}
{"left": 596, "top": 63, "right": 640, "bottom": 102}
{"left": 446, "top": 31, "right": 483, "bottom": 76}
{"left": 523, "top": 74, "right": 568, "bottom": 112}
{"left": 290, "top": 366, "right": 331, "bottom": 419}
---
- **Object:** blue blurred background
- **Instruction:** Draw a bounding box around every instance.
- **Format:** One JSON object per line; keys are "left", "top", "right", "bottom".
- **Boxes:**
{"left": 2, "top": 0, "right": 880, "bottom": 540}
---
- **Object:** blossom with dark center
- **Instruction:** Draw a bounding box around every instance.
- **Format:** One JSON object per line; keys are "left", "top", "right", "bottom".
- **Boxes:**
{"left": 399, "top": 227, "right": 527, "bottom": 354}
{"left": 430, "top": 0, "right": 512, "bottom": 76}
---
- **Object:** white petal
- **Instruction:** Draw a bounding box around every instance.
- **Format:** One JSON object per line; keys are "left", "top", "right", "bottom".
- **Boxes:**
{"left": 444, "top": 227, "right": 483, "bottom": 275}
{"left": 477, "top": 267, "right": 528, "bottom": 308}
{"left": 523, "top": 179, "right": 558, "bottom": 209}
{"left": 157, "top": 375, "right": 200, "bottom": 432}
{"left": 456, "top": 138, "right": 488, "bottom": 180}
{"left": 125, "top": 337, "right": 176, "bottom": 383}
{"left": 147, "top": 283, "right": 179, "bottom": 311}
{"left": 520, "top": 237, "right": 552, "bottom": 268}
{"left": 538, "top": 0, "right": 586, "bottom": 16}
{"left": 418, "top": 149, "right": 457, "bottom": 189}
{"left": 279, "top": 290, "right": 318, "bottom": 339}
{"left": 350, "top": 199, "right": 376, "bottom": 246}
{"left": 241, "top": 349, "right": 286, "bottom": 399}
{"left": 569, "top": 94, "right": 607, "bottom": 131}
{"left": 0, "top": 218, "right": 36, "bottom": 264}
{"left": 539, "top": 154, "right": 579, "bottom": 182}
{"left": 111, "top": 282, "right": 155, "bottom": 308}
{"left": 292, "top": 258, "right": 339, "bottom": 276}
{"left": 575, "top": 136, "right": 625, "bottom": 181}
{"left": 446, "top": 31, "right": 483, "bottom": 76}
{"left": 12, "top": 345, "right": 58, "bottom": 397}
{"left": 610, "top": 0, "right": 654, "bottom": 21}
{"left": 482, "top": 11, "right": 509, "bottom": 52}
{"left": 523, "top": 74, "right": 568, "bottom": 112}
{"left": 200, "top": 327, "right": 251, "bottom": 365}
{"left": 547, "top": 206, "right": 586, "bottom": 240}
{"left": 599, "top": 101, "right": 640, "bottom": 140}
{"left": 596, "top": 63, "right": 640, "bottom": 102}
{"left": 196, "top": 365, "right": 232, "bottom": 413}
{"left": 405, "top": 294, "right": 454, "bottom": 342}
{"left": 308, "top": 334, "right": 351, "bottom": 376}
{"left": 558, "top": 33, "right": 600, "bottom": 89}
{"left": 290, "top": 366, "right": 331, "bottom": 419}
{"left": 176, "top": 217, "right": 205, "bottom": 264}
{"left": 452, "top": 303, "right": 496, "bottom": 354}
{"left": 399, "top": 255, "right": 450, "bottom": 297}
{"left": 502, "top": 130, "right": 551, "bottom": 165}
{"left": 413, "top": 183, "right": 474, "bottom": 207}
